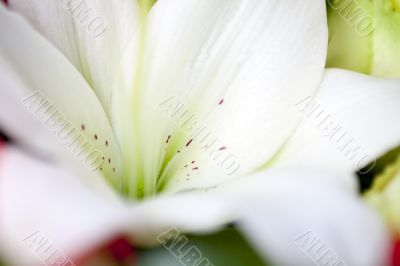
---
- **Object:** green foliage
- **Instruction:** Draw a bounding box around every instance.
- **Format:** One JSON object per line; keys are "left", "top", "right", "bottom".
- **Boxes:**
{"left": 326, "top": 0, "right": 400, "bottom": 77}
{"left": 137, "top": 227, "right": 268, "bottom": 266}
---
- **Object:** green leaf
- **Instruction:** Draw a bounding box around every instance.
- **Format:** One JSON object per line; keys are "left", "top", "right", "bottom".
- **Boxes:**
{"left": 137, "top": 227, "right": 268, "bottom": 266}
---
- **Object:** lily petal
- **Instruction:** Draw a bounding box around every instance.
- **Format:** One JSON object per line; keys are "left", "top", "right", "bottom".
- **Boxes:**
{"left": 0, "top": 145, "right": 388, "bottom": 266}
{"left": 272, "top": 69, "right": 400, "bottom": 190}
{"left": 8, "top": 0, "right": 141, "bottom": 114}
{"left": 0, "top": 5, "right": 123, "bottom": 187}
{"left": 0, "top": 145, "right": 234, "bottom": 264}
{"left": 219, "top": 169, "right": 390, "bottom": 266}
{"left": 0, "top": 146, "right": 127, "bottom": 266}
{"left": 133, "top": 0, "right": 328, "bottom": 195}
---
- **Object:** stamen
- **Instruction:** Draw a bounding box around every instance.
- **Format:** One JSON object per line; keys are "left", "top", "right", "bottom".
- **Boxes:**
{"left": 186, "top": 139, "right": 193, "bottom": 147}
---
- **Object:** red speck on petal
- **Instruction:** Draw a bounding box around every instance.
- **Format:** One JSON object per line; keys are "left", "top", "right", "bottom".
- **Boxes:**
{"left": 192, "top": 167, "right": 198, "bottom": 170}
{"left": 191, "top": 161, "right": 195, "bottom": 164}
{"left": 218, "top": 99, "right": 224, "bottom": 105}
{"left": 392, "top": 239, "right": 400, "bottom": 266}
{"left": 2, "top": 0, "right": 8, "bottom": 6}
{"left": 219, "top": 146, "right": 226, "bottom": 151}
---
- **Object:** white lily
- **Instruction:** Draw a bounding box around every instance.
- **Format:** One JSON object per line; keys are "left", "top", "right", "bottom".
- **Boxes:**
{"left": 0, "top": 0, "right": 399, "bottom": 265}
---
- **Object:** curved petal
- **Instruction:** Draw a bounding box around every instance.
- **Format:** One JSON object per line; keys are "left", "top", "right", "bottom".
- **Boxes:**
{"left": 125, "top": 194, "right": 235, "bottom": 246}
{"left": 0, "top": 146, "right": 127, "bottom": 266}
{"left": 219, "top": 169, "right": 390, "bottom": 266}
{"left": 0, "top": 5, "right": 123, "bottom": 187}
{"left": 0, "top": 146, "right": 234, "bottom": 265}
{"left": 125, "top": 169, "right": 391, "bottom": 265}
{"left": 8, "top": 0, "right": 142, "bottom": 114}
{"left": 0, "top": 146, "right": 388, "bottom": 266}
{"left": 272, "top": 69, "right": 400, "bottom": 190}
{"left": 127, "top": 0, "right": 328, "bottom": 196}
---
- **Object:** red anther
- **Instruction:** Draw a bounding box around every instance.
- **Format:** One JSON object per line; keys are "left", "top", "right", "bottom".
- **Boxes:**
{"left": 186, "top": 139, "right": 193, "bottom": 147}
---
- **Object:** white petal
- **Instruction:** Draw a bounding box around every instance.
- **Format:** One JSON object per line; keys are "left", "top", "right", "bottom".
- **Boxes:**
{"left": 131, "top": 0, "right": 328, "bottom": 195}
{"left": 125, "top": 194, "right": 235, "bottom": 246}
{"left": 0, "top": 146, "right": 127, "bottom": 266}
{"left": 0, "top": 146, "right": 234, "bottom": 264}
{"left": 8, "top": 0, "right": 141, "bottom": 114}
{"left": 0, "top": 5, "right": 123, "bottom": 187}
{"left": 219, "top": 169, "right": 390, "bottom": 266}
{"left": 126, "top": 169, "right": 390, "bottom": 265}
{"left": 272, "top": 69, "right": 400, "bottom": 190}
{"left": 1, "top": 146, "right": 388, "bottom": 266}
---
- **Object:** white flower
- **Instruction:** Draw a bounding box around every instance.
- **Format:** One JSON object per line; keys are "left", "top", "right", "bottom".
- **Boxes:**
{"left": 0, "top": 0, "right": 399, "bottom": 265}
